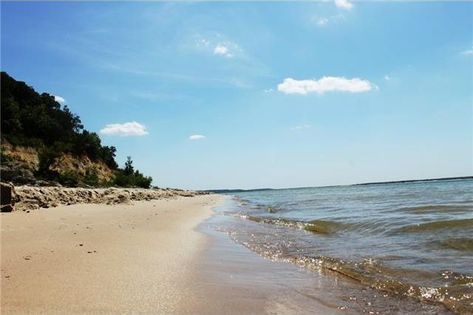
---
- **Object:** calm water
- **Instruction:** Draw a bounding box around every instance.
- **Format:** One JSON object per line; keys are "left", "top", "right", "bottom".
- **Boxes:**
{"left": 216, "top": 178, "right": 473, "bottom": 314}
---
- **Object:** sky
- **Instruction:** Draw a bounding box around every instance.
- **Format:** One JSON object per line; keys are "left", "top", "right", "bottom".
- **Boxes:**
{"left": 1, "top": 1, "right": 472, "bottom": 190}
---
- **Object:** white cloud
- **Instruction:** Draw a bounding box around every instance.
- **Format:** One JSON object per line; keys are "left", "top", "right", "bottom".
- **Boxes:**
{"left": 54, "top": 95, "right": 66, "bottom": 104}
{"left": 189, "top": 134, "right": 206, "bottom": 141}
{"left": 291, "top": 124, "right": 312, "bottom": 130}
{"left": 335, "top": 0, "right": 353, "bottom": 10}
{"left": 312, "top": 14, "right": 345, "bottom": 28}
{"left": 461, "top": 48, "right": 473, "bottom": 56}
{"left": 277, "top": 77, "right": 374, "bottom": 95}
{"left": 313, "top": 14, "right": 345, "bottom": 27}
{"left": 384, "top": 75, "right": 391, "bottom": 81}
{"left": 214, "top": 42, "right": 239, "bottom": 58}
{"left": 263, "top": 88, "right": 274, "bottom": 93}
{"left": 214, "top": 43, "right": 233, "bottom": 58}
{"left": 317, "top": 18, "right": 329, "bottom": 26}
{"left": 100, "top": 121, "right": 148, "bottom": 136}
{"left": 194, "top": 34, "right": 243, "bottom": 59}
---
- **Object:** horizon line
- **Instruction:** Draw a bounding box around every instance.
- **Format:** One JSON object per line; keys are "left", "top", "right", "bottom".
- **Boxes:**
{"left": 201, "top": 175, "right": 473, "bottom": 192}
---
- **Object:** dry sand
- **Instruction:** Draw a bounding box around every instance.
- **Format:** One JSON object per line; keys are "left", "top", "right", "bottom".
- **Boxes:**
{"left": 1, "top": 194, "right": 223, "bottom": 314}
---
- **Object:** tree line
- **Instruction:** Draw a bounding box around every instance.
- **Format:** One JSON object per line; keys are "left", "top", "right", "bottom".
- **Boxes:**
{"left": 1, "top": 72, "right": 152, "bottom": 188}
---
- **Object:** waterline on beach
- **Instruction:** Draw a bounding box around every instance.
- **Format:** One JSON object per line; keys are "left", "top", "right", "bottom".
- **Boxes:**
{"left": 212, "top": 178, "right": 473, "bottom": 314}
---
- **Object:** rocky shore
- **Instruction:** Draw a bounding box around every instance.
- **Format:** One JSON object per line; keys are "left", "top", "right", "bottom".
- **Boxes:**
{"left": 0, "top": 183, "right": 206, "bottom": 212}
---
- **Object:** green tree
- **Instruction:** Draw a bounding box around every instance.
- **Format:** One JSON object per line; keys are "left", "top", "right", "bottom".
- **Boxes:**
{"left": 124, "top": 156, "right": 134, "bottom": 175}
{"left": 1, "top": 72, "right": 152, "bottom": 188}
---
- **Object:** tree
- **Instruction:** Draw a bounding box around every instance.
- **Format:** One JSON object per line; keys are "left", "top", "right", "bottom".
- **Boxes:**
{"left": 113, "top": 156, "right": 153, "bottom": 188}
{"left": 124, "top": 156, "right": 134, "bottom": 175}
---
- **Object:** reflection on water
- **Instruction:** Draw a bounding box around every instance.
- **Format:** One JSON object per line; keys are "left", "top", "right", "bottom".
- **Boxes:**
{"left": 215, "top": 178, "right": 473, "bottom": 314}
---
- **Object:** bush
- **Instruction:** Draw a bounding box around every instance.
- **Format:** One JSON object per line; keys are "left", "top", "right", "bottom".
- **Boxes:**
{"left": 37, "top": 146, "right": 61, "bottom": 178}
{"left": 113, "top": 157, "right": 152, "bottom": 188}
{"left": 83, "top": 169, "right": 100, "bottom": 187}
{"left": 57, "top": 171, "right": 80, "bottom": 187}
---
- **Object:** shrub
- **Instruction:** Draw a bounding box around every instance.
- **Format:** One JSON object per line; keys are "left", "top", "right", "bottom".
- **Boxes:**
{"left": 57, "top": 171, "right": 80, "bottom": 187}
{"left": 113, "top": 157, "right": 152, "bottom": 188}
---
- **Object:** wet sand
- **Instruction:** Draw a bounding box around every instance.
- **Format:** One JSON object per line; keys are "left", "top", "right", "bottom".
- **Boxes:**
{"left": 186, "top": 199, "right": 454, "bottom": 315}
{"left": 184, "top": 218, "right": 346, "bottom": 315}
{"left": 1, "top": 195, "right": 223, "bottom": 314}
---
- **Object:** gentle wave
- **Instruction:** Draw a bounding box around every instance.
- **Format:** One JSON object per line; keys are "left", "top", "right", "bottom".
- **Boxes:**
{"left": 242, "top": 215, "right": 344, "bottom": 235}
{"left": 237, "top": 235, "right": 473, "bottom": 314}
{"left": 437, "top": 238, "right": 473, "bottom": 252}
{"left": 400, "top": 204, "right": 472, "bottom": 214}
{"left": 287, "top": 255, "right": 473, "bottom": 314}
{"left": 227, "top": 179, "right": 473, "bottom": 314}
{"left": 398, "top": 219, "right": 473, "bottom": 233}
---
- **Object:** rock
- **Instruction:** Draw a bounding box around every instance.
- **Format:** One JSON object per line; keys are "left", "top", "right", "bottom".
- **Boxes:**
{"left": 36, "top": 180, "right": 54, "bottom": 187}
{"left": 1, "top": 204, "right": 14, "bottom": 212}
{"left": 10, "top": 185, "right": 203, "bottom": 212}
{"left": 1, "top": 182, "right": 15, "bottom": 212}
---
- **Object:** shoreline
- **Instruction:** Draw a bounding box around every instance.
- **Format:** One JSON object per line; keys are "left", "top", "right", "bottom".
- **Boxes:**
{"left": 1, "top": 192, "right": 456, "bottom": 314}
{"left": 194, "top": 196, "right": 456, "bottom": 315}
{"left": 1, "top": 194, "right": 223, "bottom": 314}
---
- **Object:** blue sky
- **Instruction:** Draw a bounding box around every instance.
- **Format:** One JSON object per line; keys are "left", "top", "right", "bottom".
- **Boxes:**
{"left": 1, "top": 1, "right": 472, "bottom": 189}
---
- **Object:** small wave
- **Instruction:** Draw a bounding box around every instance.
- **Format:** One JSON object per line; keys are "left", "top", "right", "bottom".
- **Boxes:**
{"left": 242, "top": 215, "right": 343, "bottom": 235}
{"left": 398, "top": 219, "right": 473, "bottom": 233}
{"left": 437, "top": 238, "right": 473, "bottom": 252}
{"left": 279, "top": 254, "right": 472, "bottom": 314}
{"left": 267, "top": 206, "right": 279, "bottom": 213}
{"left": 400, "top": 204, "right": 472, "bottom": 214}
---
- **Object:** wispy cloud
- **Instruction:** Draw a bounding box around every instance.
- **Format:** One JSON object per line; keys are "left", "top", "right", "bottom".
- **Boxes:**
{"left": 461, "top": 48, "right": 473, "bottom": 56}
{"left": 189, "top": 134, "right": 206, "bottom": 141}
{"left": 195, "top": 34, "right": 241, "bottom": 58}
{"left": 100, "top": 121, "right": 148, "bottom": 136}
{"left": 214, "top": 43, "right": 233, "bottom": 58}
{"left": 290, "top": 124, "right": 312, "bottom": 131}
{"left": 313, "top": 14, "right": 345, "bottom": 27}
{"left": 277, "top": 77, "right": 375, "bottom": 95}
{"left": 335, "top": 0, "right": 353, "bottom": 10}
{"left": 317, "top": 17, "right": 329, "bottom": 27}
{"left": 54, "top": 95, "right": 66, "bottom": 104}
{"left": 384, "top": 75, "right": 391, "bottom": 81}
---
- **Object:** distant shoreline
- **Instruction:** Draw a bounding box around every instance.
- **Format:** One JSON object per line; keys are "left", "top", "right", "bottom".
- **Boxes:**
{"left": 204, "top": 175, "right": 473, "bottom": 193}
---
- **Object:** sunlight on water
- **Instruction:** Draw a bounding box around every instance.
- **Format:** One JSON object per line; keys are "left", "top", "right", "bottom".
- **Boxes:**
{"left": 217, "top": 178, "right": 473, "bottom": 314}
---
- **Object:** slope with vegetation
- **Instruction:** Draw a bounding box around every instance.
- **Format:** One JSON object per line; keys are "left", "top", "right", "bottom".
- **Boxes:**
{"left": 1, "top": 72, "right": 152, "bottom": 188}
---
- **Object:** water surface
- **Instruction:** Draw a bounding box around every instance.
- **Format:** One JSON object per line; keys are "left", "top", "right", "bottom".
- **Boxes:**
{"left": 215, "top": 178, "right": 473, "bottom": 314}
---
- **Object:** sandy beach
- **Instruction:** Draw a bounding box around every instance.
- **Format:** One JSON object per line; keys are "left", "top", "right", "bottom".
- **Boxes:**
{"left": 1, "top": 194, "right": 223, "bottom": 314}
{"left": 0, "top": 191, "right": 457, "bottom": 315}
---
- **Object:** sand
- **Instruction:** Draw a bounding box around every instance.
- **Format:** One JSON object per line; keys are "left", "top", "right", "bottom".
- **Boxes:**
{"left": 1, "top": 194, "right": 223, "bottom": 314}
